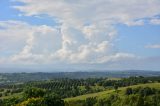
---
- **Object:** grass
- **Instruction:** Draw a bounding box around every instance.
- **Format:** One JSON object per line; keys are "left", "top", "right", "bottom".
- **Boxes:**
{"left": 107, "top": 77, "right": 121, "bottom": 80}
{"left": 0, "top": 92, "right": 23, "bottom": 99}
{"left": 64, "top": 83, "right": 160, "bottom": 101}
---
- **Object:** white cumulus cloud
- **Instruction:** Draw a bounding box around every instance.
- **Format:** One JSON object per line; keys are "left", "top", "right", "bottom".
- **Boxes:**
{"left": 1, "top": 0, "right": 160, "bottom": 65}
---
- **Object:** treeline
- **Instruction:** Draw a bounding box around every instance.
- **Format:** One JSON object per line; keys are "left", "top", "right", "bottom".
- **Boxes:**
{"left": 1, "top": 71, "right": 160, "bottom": 84}
{"left": 99, "top": 76, "right": 160, "bottom": 87}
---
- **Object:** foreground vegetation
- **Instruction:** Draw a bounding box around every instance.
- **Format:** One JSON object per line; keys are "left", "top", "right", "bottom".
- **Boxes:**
{"left": 65, "top": 83, "right": 160, "bottom": 106}
{"left": 0, "top": 73, "right": 160, "bottom": 106}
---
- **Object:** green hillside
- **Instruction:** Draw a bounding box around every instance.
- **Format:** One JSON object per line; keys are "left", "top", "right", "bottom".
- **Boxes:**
{"left": 65, "top": 83, "right": 160, "bottom": 106}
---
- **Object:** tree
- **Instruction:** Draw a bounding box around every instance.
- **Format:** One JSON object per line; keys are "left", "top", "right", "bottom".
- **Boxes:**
{"left": 24, "top": 87, "right": 45, "bottom": 99}
{"left": 44, "top": 93, "right": 64, "bottom": 106}
{"left": 0, "top": 93, "right": 2, "bottom": 97}
{"left": 85, "top": 97, "right": 97, "bottom": 106}
{"left": 85, "top": 85, "right": 90, "bottom": 91}
{"left": 114, "top": 85, "right": 118, "bottom": 92}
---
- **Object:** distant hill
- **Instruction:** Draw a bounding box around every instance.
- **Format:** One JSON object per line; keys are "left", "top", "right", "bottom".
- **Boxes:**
{"left": 1, "top": 71, "right": 160, "bottom": 84}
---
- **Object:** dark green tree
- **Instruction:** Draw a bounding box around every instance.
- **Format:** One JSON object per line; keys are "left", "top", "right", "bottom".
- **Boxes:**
{"left": 44, "top": 93, "right": 64, "bottom": 106}
{"left": 24, "top": 87, "right": 45, "bottom": 99}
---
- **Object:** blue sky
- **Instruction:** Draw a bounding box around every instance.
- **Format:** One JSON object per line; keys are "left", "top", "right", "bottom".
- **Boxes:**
{"left": 0, "top": 0, "right": 160, "bottom": 71}
{"left": 116, "top": 24, "right": 160, "bottom": 56}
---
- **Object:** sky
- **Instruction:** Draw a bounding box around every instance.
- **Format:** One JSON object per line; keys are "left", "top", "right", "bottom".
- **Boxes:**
{"left": 0, "top": 0, "right": 160, "bottom": 72}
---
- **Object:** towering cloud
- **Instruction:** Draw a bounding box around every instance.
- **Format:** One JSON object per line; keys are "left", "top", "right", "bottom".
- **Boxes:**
{"left": 0, "top": 0, "right": 160, "bottom": 70}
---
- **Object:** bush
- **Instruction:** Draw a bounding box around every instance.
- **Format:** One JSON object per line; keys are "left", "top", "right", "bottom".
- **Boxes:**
{"left": 0, "top": 93, "right": 2, "bottom": 97}
{"left": 17, "top": 97, "right": 44, "bottom": 106}
{"left": 85, "top": 97, "right": 97, "bottom": 106}
{"left": 2, "top": 97, "right": 21, "bottom": 106}
{"left": 0, "top": 89, "right": 4, "bottom": 92}
{"left": 125, "top": 88, "right": 133, "bottom": 95}
{"left": 44, "top": 93, "right": 65, "bottom": 106}
{"left": 24, "top": 87, "right": 46, "bottom": 99}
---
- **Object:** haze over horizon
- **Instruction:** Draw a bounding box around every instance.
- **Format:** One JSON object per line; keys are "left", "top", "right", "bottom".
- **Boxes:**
{"left": 0, "top": 0, "right": 160, "bottom": 72}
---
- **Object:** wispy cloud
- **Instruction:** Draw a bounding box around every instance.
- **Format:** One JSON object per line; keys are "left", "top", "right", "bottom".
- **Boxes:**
{"left": 145, "top": 44, "right": 160, "bottom": 49}
{"left": 150, "top": 19, "right": 160, "bottom": 25}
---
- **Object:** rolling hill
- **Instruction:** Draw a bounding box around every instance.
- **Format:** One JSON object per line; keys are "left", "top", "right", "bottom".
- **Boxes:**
{"left": 65, "top": 83, "right": 160, "bottom": 106}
